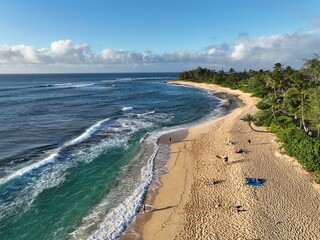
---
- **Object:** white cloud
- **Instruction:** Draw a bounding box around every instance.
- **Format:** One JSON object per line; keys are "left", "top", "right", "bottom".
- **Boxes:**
{"left": 0, "top": 40, "right": 91, "bottom": 66}
{"left": 1, "top": 32, "right": 320, "bottom": 73}
{"left": 207, "top": 47, "right": 216, "bottom": 55}
{"left": 0, "top": 44, "right": 42, "bottom": 64}
{"left": 49, "top": 40, "right": 91, "bottom": 63}
{"left": 227, "top": 32, "right": 320, "bottom": 69}
{"left": 230, "top": 43, "right": 246, "bottom": 59}
{"left": 97, "top": 48, "right": 130, "bottom": 64}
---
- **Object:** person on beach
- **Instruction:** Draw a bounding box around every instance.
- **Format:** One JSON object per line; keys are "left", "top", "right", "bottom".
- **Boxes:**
{"left": 248, "top": 139, "right": 251, "bottom": 144}
{"left": 223, "top": 156, "right": 228, "bottom": 162}
{"left": 235, "top": 148, "right": 244, "bottom": 154}
{"left": 142, "top": 203, "right": 146, "bottom": 213}
{"left": 235, "top": 205, "right": 242, "bottom": 213}
{"left": 169, "top": 137, "right": 172, "bottom": 142}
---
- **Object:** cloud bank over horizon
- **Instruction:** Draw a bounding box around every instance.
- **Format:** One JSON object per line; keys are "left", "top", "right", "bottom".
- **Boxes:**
{"left": 1, "top": 32, "right": 320, "bottom": 73}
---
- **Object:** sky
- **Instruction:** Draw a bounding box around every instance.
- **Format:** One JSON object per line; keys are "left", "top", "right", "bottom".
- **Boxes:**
{"left": 1, "top": 0, "right": 320, "bottom": 73}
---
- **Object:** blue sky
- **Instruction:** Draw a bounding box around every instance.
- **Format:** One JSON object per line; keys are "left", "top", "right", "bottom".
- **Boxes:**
{"left": 1, "top": 0, "right": 320, "bottom": 73}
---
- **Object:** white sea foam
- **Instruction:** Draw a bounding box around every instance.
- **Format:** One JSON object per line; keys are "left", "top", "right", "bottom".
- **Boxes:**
{"left": 115, "top": 77, "right": 173, "bottom": 81}
{"left": 39, "top": 82, "right": 95, "bottom": 89}
{"left": 0, "top": 126, "right": 137, "bottom": 222}
{"left": 121, "top": 107, "right": 133, "bottom": 111}
{"left": 135, "top": 110, "right": 155, "bottom": 117}
{"left": 0, "top": 118, "right": 110, "bottom": 186}
{"left": 0, "top": 158, "right": 70, "bottom": 221}
{"left": 0, "top": 117, "right": 134, "bottom": 221}
{"left": 67, "top": 118, "right": 110, "bottom": 146}
{"left": 69, "top": 138, "right": 158, "bottom": 240}
{"left": 58, "top": 83, "right": 94, "bottom": 88}
{"left": 0, "top": 151, "right": 60, "bottom": 186}
{"left": 75, "top": 134, "right": 131, "bottom": 164}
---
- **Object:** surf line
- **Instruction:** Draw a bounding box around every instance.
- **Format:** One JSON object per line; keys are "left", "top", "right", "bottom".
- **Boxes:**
{"left": 0, "top": 118, "right": 111, "bottom": 186}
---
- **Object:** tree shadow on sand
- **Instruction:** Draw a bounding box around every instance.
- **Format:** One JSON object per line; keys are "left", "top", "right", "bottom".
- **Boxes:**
{"left": 230, "top": 159, "right": 250, "bottom": 164}
{"left": 207, "top": 180, "right": 225, "bottom": 186}
{"left": 146, "top": 205, "right": 177, "bottom": 213}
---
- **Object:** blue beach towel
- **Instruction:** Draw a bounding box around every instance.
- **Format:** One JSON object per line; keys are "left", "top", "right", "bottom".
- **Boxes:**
{"left": 245, "top": 178, "right": 265, "bottom": 186}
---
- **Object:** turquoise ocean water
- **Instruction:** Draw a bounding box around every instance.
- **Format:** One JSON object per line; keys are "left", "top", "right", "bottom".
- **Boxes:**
{"left": 0, "top": 73, "right": 222, "bottom": 239}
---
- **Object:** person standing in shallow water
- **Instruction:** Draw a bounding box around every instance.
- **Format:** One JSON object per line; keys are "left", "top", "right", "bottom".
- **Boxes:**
{"left": 142, "top": 203, "right": 146, "bottom": 213}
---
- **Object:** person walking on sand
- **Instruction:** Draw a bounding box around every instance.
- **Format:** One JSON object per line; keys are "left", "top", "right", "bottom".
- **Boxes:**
{"left": 142, "top": 203, "right": 146, "bottom": 213}
{"left": 223, "top": 156, "right": 228, "bottom": 162}
{"left": 235, "top": 148, "right": 244, "bottom": 154}
{"left": 248, "top": 139, "right": 251, "bottom": 144}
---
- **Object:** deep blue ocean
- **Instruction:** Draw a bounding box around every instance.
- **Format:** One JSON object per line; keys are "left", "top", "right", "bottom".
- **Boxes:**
{"left": 0, "top": 73, "right": 222, "bottom": 239}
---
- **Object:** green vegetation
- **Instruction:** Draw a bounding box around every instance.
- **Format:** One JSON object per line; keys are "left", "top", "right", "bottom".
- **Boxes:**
{"left": 179, "top": 56, "right": 320, "bottom": 183}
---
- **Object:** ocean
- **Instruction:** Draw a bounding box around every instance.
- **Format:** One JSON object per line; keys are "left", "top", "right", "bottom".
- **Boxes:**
{"left": 0, "top": 73, "right": 222, "bottom": 240}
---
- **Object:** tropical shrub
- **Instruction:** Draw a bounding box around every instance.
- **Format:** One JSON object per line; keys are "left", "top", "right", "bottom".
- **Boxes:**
{"left": 256, "top": 101, "right": 271, "bottom": 110}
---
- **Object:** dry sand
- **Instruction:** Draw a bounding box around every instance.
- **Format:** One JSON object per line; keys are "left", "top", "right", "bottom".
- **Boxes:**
{"left": 126, "top": 81, "right": 320, "bottom": 240}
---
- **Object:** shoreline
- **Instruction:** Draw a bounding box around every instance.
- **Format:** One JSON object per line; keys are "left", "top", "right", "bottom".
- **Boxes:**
{"left": 123, "top": 81, "right": 320, "bottom": 239}
{"left": 120, "top": 129, "right": 190, "bottom": 240}
{"left": 120, "top": 81, "right": 242, "bottom": 240}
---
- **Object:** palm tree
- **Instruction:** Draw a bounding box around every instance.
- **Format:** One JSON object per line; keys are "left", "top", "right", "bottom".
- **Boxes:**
{"left": 265, "top": 65, "right": 288, "bottom": 129}
{"left": 286, "top": 87, "right": 301, "bottom": 115}
{"left": 241, "top": 114, "right": 271, "bottom": 132}
{"left": 298, "top": 90, "right": 308, "bottom": 133}
{"left": 265, "top": 75, "right": 277, "bottom": 98}
{"left": 265, "top": 95, "right": 285, "bottom": 129}
{"left": 308, "top": 87, "right": 320, "bottom": 137}
{"left": 285, "top": 86, "right": 312, "bottom": 133}
{"left": 273, "top": 62, "right": 283, "bottom": 73}
{"left": 241, "top": 114, "right": 257, "bottom": 131}
{"left": 273, "top": 63, "right": 290, "bottom": 99}
{"left": 229, "top": 68, "right": 236, "bottom": 74}
{"left": 282, "top": 66, "right": 295, "bottom": 99}
{"left": 302, "top": 54, "right": 320, "bottom": 84}
{"left": 262, "top": 75, "right": 285, "bottom": 129}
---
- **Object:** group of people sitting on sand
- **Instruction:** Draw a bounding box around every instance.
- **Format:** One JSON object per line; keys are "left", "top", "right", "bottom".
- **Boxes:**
{"left": 217, "top": 139, "right": 252, "bottom": 162}
{"left": 215, "top": 155, "right": 229, "bottom": 162}
{"left": 235, "top": 148, "right": 244, "bottom": 154}
{"left": 228, "top": 142, "right": 245, "bottom": 154}
{"left": 230, "top": 139, "right": 252, "bottom": 154}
